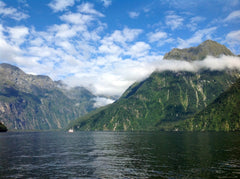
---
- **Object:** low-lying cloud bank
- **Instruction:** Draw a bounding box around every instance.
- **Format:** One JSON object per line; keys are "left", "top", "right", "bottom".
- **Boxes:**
{"left": 93, "top": 96, "right": 115, "bottom": 107}
{"left": 66, "top": 55, "right": 240, "bottom": 97}
{"left": 155, "top": 55, "right": 240, "bottom": 72}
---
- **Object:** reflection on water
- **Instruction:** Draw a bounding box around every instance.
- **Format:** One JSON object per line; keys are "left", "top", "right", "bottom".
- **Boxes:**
{"left": 0, "top": 131, "right": 240, "bottom": 178}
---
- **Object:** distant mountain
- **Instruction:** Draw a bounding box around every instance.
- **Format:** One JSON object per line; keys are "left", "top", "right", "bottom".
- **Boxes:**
{"left": 68, "top": 40, "right": 240, "bottom": 131}
{"left": 179, "top": 78, "right": 240, "bottom": 131}
{"left": 0, "top": 122, "right": 7, "bottom": 132}
{"left": 0, "top": 63, "right": 96, "bottom": 130}
{"left": 163, "top": 40, "right": 234, "bottom": 61}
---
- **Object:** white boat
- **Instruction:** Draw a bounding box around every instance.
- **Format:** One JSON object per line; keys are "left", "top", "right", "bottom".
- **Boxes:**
{"left": 68, "top": 128, "right": 74, "bottom": 133}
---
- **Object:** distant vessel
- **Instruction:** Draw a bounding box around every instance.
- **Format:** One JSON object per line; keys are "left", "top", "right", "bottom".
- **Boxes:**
{"left": 68, "top": 128, "right": 74, "bottom": 133}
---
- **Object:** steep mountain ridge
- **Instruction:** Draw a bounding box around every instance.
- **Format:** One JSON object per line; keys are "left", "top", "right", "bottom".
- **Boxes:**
{"left": 163, "top": 40, "right": 234, "bottom": 61}
{"left": 69, "top": 40, "right": 240, "bottom": 131}
{"left": 0, "top": 63, "right": 56, "bottom": 92}
{"left": 0, "top": 63, "right": 96, "bottom": 130}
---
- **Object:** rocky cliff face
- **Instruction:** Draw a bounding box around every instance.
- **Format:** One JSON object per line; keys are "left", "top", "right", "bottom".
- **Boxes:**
{"left": 69, "top": 40, "right": 240, "bottom": 131}
{"left": 0, "top": 63, "right": 96, "bottom": 130}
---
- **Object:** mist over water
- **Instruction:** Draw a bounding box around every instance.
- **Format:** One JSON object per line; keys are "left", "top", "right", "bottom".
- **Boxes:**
{"left": 1, "top": 132, "right": 240, "bottom": 178}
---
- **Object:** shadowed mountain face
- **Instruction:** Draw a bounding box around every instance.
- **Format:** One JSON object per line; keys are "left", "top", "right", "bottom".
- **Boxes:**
{"left": 0, "top": 122, "right": 7, "bottom": 132}
{"left": 68, "top": 40, "right": 240, "bottom": 131}
{"left": 0, "top": 63, "right": 96, "bottom": 130}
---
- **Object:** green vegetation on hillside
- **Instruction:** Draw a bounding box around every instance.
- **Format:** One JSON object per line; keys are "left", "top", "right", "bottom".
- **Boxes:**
{"left": 69, "top": 70, "right": 239, "bottom": 131}
{"left": 69, "top": 40, "right": 240, "bottom": 132}
{"left": 180, "top": 78, "right": 240, "bottom": 131}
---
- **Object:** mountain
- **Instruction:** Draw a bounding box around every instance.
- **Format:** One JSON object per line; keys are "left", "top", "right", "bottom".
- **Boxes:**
{"left": 0, "top": 122, "right": 7, "bottom": 132}
{"left": 0, "top": 63, "right": 96, "bottom": 130}
{"left": 163, "top": 40, "right": 234, "bottom": 61}
{"left": 179, "top": 78, "right": 240, "bottom": 131}
{"left": 68, "top": 40, "right": 240, "bottom": 131}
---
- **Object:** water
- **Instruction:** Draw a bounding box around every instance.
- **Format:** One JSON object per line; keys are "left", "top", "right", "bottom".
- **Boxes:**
{"left": 0, "top": 132, "right": 240, "bottom": 178}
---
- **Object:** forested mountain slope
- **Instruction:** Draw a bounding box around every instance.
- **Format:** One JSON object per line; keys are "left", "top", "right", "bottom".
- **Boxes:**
{"left": 69, "top": 40, "right": 240, "bottom": 131}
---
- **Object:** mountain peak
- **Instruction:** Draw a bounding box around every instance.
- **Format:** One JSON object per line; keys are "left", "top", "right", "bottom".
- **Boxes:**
{"left": 163, "top": 40, "right": 234, "bottom": 61}
{"left": 0, "top": 63, "right": 25, "bottom": 75}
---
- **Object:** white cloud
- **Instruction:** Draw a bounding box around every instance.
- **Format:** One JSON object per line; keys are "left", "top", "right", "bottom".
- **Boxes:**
{"left": 64, "top": 54, "right": 162, "bottom": 96}
{"left": 128, "top": 42, "right": 150, "bottom": 58}
{"left": 0, "top": 25, "right": 23, "bottom": 64}
{"left": 0, "top": 1, "right": 28, "bottom": 21}
{"left": 48, "top": 0, "right": 75, "bottom": 12}
{"left": 28, "top": 46, "right": 59, "bottom": 58}
{"left": 187, "top": 16, "right": 205, "bottom": 31}
{"left": 7, "top": 26, "right": 29, "bottom": 45}
{"left": 177, "top": 27, "right": 217, "bottom": 49}
{"left": 224, "top": 10, "right": 240, "bottom": 22}
{"left": 49, "top": 24, "right": 78, "bottom": 39}
{"left": 165, "top": 14, "right": 184, "bottom": 30}
{"left": 148, "top": 31, "right": 167, "bottom": 43}
{"left": 60, "top": 13, "right": 94, "bottom": 25}
{"left": 78, "top": 3, "right": 104, "bottom": 17}
{"left": 59, "top": 3, "right": 104, "bottom": 26}
{"left": 65, "top": 55, "right": 240, "bottom": 97}
{"left": 99, "top": 27, "right": 143, "bottom": 56}
{"left": 30, "top": 37, "right": 44, "bottom": 46}
{"left": 129, "top": 11, "right": 140, "bottom": 19}
{"left": 99, "top": 43, "right": 123, "bottom": 55}
{"left": 102, "top": 28, "right": 142, "bottom": 45}
{"left": 226, "top": 30, "right": 240, "bottom": 54}
{"left": 0, "top": 37, "right": 22, "bottom": 63}
{"left": 155, "top": 55, "right": 240, "bottom": 72}
{"left": 93, "top": 97, "right": 115, "bottom": 107}
{"left": 100, "top": 0, "right": 112, "bottom": 8}
{"left": 226, "top": 30, "right": 240, "bottom": 43}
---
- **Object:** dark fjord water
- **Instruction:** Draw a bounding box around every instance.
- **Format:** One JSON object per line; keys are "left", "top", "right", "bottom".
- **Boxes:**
{"left": 0, "top": 132, "right": 240, "bottom": 178}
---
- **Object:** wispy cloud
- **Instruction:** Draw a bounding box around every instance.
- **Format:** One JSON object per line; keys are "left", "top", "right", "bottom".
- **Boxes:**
{"left": 226, "top": 30, "right": 240, "bottom": 54}
{"left": 78, "top": 3, "right": 104, "bottom": 17}
{"left": 60, "top": 13, "right": 94, "bottom": 25}
{"left": 177, "top": 27, "right": 217, "bottom": 49}
{"left": 129, "top": 11, "right": 140, "bottom": 19}
{"left": 0, "top": 1, "right": 28, "bottom": 21}
{"left": 224, "top": 10, "right": 240, "bottom": 22}
{"left": 187, "top": 16, "right": 206, "bottom": 31}
{"left": 148, "top": 31, "right": 168, "bottom": 43}
{"left": 100, "top": 0, "right": 112, "bottom": 8}
{"left": 226, "top": 30, "right": 240, "bottom": 44}
{"left": 165, "top": 13, "right": 184, "bottom": 30}
{"left": 48, "top": 0, "right": 75, "bottom": 12}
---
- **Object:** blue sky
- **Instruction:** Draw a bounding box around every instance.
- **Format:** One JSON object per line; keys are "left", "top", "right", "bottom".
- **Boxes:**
{"left": 0, "top": 0, "right": 240, "bottom": 96}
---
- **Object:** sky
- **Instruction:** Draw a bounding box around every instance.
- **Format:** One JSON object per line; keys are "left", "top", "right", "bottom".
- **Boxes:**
{"left": 0, "top": 0, "right": 240, "bottom": 98}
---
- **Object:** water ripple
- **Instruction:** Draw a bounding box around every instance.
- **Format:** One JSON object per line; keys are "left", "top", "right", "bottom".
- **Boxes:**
{"left": 0, "top": 131, "right": 240, "bottom": 178}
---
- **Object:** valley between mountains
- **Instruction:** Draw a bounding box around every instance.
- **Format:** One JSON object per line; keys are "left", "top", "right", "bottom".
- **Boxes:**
{"left": 1, "top": 40, "right": 240, "bottom": 131}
